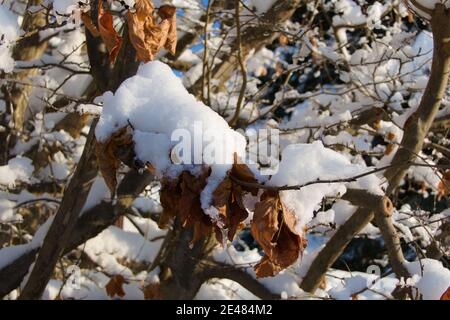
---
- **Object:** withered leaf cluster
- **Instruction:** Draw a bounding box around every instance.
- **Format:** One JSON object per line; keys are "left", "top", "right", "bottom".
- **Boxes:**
{"left": 212, "top": 160, "right": 259, "bottom": 243}
{"left": 95, "top": 126, "right": 134, "bottom": 193}
{"left": 158, "top": 158, "right": 307, "bottom": 278}
{"left": 90, "top": 0, "right": 304, "bottom": 278}
{"left": 82, "top": 0, "right": 177, "bottom": 64}
{"left": 97, "top": 126, "right": 306, "bottom": 277}
{"left": 105, "top": 274, "right": 126, "bottom": 298}
{"left": 127, "top": 0, "right": 177, "bottom": 62}
{"left": 158, "top": 158, "right": 261, "bottom": 247}
{"left": 159, "top": 169, "right": 213, "bottom": 245}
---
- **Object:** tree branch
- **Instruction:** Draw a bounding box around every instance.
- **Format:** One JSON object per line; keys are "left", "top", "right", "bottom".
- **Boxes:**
{"left": 189, "top": 0, "right": 302, "bottom": 95}
{"left": 300, "top": 189, "right": 394, "bottom": 293}
{"left": 17, "top": 1, "right": 140, "bottom": 299}
{"left": 200, "top": 262, "right": 279, "bottom": 300}
{"left": 385, "top": 4, "right": 450, "bottom": 195}
{"left": 0, "top": 170, "right": 153, "bottom": 298}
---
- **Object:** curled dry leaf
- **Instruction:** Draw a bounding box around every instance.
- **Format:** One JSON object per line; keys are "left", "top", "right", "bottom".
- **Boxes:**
{"left": 143, "top": 282, "right": 161, "bottom": 300}
{"left": 251, "top": 191, "right": 306, "bottom": 278}
{"left": 159, "top": 169, "right": 213, "bottom": 244}
{"left": 80, "top": 12, "right": 100, "bottom": 37}
{"left": 179, "top": 170, "right": 213, "bottom": 244}
{"left": 158, "top": 177, "right": 181, "bottom": 229}
{"left": 386, "top": 132, "right": 396, "bottom": 141}
{"left": 384, "top": 143, "right": 395, "bottom": 155}
{"left": 440, "top": 286, "right": 450, "bottom": 300}
{"left": 98, "top": 0, "right": 123, "bottom": 63}
{"left": 95, "top": 126, "right": 134, "bottom": 194}
{"left": 230, "top": 154, "right": 259, "bottom": 196}
{"left": 212, "top": 177, "right": 247, "bottom": 243}
{"left": 158, "top": 5, "right": 177, "bottom": 54}
{"left": 127, "top": 0, "right": 177, "bottom": 62}
{"left": 212, "top": 157, "right": 258, "bottom": 243}
{"left": 438, "top": 170, "right": 450, "bottom": 200}
{"left": 105, "top": 274, "right": 126, "bottom": 298}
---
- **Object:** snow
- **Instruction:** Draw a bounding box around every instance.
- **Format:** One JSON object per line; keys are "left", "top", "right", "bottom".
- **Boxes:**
{"left": 132, "top": 197, "right": 163, "bottom": 214}
{"left": 83, "top": 224, "right": 165, "bottom": 278}
{"left": 248, "top": 0, "right": 277, "bottom": 14}
{"left": 331, "top": 199, "right": 357, "bottom": 226}
{"left": 81, "top": 177, "right": 110, "bottom": 214}
{"left": 85, "top": 225, "right": 162, "bottom": 263}
{"left": 333, "top": 0, "right": 368, "bottom": 27}
{"left": 52, "top": 0, "right": 89, "bottom": 14}
{"left": 406, "top": 259, "right": 450, "bottom": 300}
{"left": 213, "top": 245, "right": 304, "bottom": 298}
{"left": 43, "top": 270, "right": 145, "bottom": 300}
{"left": 177, "top": 49, "right": 201, "bottom": 65}
{"left": 196, "top": 279, "right": 259, "bottom": 300}
{"left": 0, "top": 198, "right": 20, "bottom": 223}
{"left": 0, "top": 4, "right": 19, "bottom": 73}
{"left": 332, "top": 0, "right": 389, "bottom": 29}
{"left": 395, "top": 205, "right": 446, "bottom": 247}
{"left": 96, "top": 61, "right": 246, "bottom": 215}
{"left": 326, "top": 270, "right": 399, "bottom": 300}
{"left": 267, "top": 141, "right": 383, "bottom": 233}
{"left": 0, "top": 216, "right": 53, "bottom": 270}
{"left": 53, "top": 0, "right": 77, "bottom": 14}
{"left": 0, "top": 157, "right": 34, "bottom": 187}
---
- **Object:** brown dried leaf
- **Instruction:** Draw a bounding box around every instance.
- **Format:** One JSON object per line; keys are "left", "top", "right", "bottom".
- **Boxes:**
{"left": 127, "top": 9, "right": 153, "bottom": 62}
{"left": 135, "top": 0, "right": 155, "bottom": 19}
{"left": 159, "top": 5, "right": 177, "bottom": 55}
{"left": 190, "top": 218, "right": 213, "bottom": 245}
{"left": 105, "top": 275, "right": 126, "bottom": 298}
{"left": 143, "top": 282, "right": 161, "bottom": 300}
{"left": 226, "top": 201, "right": 248, "bottom": 241}
{"left": 384, "top": 144, "right": 395, "bottom": 155}
{"left": 230, "top": 155, "right": 259, "bottom": 196}
{"left": 158, "top": 178, "right": 181, "bottom": 228}
{"left": 98, "top": 0, "right": 123, "bottom": 63}
{"left": 440, "top": 286, "right": 450, "bottom": 300}
{"left": 81, "top": 12, "right": 100, "bottom": 37}
{"left": 211, "top": 158, "right": 259, "bottom": 242}
{"left": 95, "top": 126, "right": 134, "bottom": 194}
{"left": 408, "top": 11, "right": 415, "bottom": 23}
{"left": 179, "top": 170, "right": 212, "bottom": 244}
{"left": 158, "top": 4, "right": 176, "bottom": 19}
{"left": 212, "top": 176, "right": 248, "bottom": 243}
{"left": 386, "top": 132, "right": 396, "bottom": 141}
{"left": 159, "top": 169, "right": 213, "bottom": 244}
{"left": 127, "top": 0, "right": 177, "bottom": 62}
{"left": 252, "top": 256, "right": 283, "bottom": 278}
{"left": 438, "top": 170, "right": 450, "bottom": 200}
{"left": 251, "top": 191, "right": 306, "bottom": 278}
{"left": 392, "top": 283, "right": 417, "bottom": 300}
